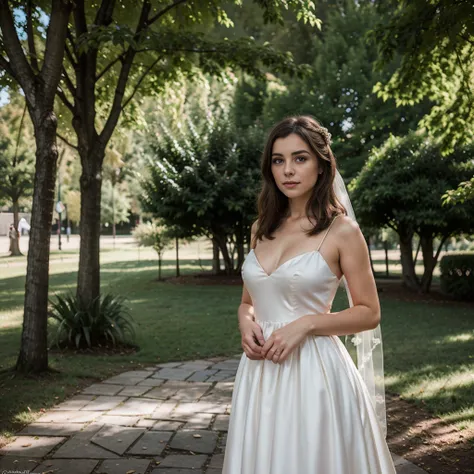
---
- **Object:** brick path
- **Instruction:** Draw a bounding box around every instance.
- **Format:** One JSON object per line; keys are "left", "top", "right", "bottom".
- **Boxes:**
{"left": 0, "top": 357, "right": 427, "bottom": 474}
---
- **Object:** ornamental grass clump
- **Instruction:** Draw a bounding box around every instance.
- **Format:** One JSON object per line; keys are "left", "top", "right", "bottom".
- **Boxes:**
{"left": 48, "top": 292, "right": 136, "bottom": 349}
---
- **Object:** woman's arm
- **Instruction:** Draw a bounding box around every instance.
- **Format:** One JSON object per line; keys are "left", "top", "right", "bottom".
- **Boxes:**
{"left": 302, "top": 215, "right": 380, "bottom": 336}
{"left": 239, "top": 221, "right": 266, "bottom": 359}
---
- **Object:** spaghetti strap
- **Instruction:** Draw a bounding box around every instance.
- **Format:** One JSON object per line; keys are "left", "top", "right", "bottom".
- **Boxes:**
{"left": 317, "top": 214, "right": 341, "bottom": 252}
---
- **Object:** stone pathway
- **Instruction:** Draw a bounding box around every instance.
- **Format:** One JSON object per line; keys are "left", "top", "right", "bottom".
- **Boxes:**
{"left": 0, "top": 357, "right": 427, "bottom": 474}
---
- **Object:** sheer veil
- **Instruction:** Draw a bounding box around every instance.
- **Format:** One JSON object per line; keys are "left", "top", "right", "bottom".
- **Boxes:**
{"left": 333, "top": 169, "right": 387, "bottom": 438}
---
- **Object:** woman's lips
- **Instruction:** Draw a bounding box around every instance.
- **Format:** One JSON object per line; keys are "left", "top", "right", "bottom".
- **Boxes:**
{"left": 283, "top": 182, "right": 299, "bottom": 188}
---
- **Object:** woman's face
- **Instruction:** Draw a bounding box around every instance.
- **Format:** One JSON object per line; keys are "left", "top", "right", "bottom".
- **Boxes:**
{"left": 271, "top": 133, "right": 322, "bottom": 198}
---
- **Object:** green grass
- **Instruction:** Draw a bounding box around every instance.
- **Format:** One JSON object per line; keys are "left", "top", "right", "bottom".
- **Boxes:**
{"left": 0, "top": 247, "right": 473, "bottom": 444}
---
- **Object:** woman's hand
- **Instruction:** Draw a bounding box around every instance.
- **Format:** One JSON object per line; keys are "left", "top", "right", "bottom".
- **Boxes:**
{"left": 261, "top": 318, "right": 309, "bottom": 364}
{"left": 239, "top": 319, "right": 266, "bottom": 360}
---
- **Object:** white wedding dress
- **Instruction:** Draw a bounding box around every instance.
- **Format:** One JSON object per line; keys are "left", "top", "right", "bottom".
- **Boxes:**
{"left": 222, "top": 223, "right": 396, "bottom": 474}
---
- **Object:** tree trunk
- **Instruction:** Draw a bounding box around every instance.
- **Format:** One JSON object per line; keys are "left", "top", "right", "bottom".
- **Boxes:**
{"left": 10, "top": 200, "right": 22, "bottom": 256}
{"left": 213, "top": 232, "right": 234, "bottom": 274}
{"left": 384, "top": 240, "right": 389, "bottom": 277}
{"left": 398, "top": 229, "right": 419, "bottom": 290}
{"left": 77, "top": 160, "right": 102, "bottom": 306}
{"left": 420, "top": 234, "right": 448, "bottom": 293}
{"left": 16, "top": 113, "right": 59, "bottom": 373}
{"left": 212, "top": 238, "right": 220, "bottom": 274}
{"left": 175, "top": 236, "right": 180, "bottom": 277}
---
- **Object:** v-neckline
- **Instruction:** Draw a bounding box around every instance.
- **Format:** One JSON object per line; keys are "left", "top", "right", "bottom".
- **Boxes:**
{"left": 250, "top": 248, "right": 339, "bottom": 279}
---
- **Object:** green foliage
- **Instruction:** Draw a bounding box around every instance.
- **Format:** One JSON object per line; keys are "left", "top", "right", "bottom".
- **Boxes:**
{"left": 350, "top": 133, "right": 474, "bottom": 236}
{"left": 100, "top": 180, "right": 131, "bottom": 226}
{"left": 132, "top": 221, "right": 174, "bottom": 256}
{"left": 141, "top": 117, "right": 263, "bottom": 235}
{"left": 140, "top": 115, "right": 264, "bottom": 272}
{"left": 0, "top": 95, "right": 35, "bottom": 207}
{"left": 439, "top": 253, "right": 474, "bottom": 301}
{"left": 48, "top": 292, "right": 136, "bottom": 349}
{"left": 371, "top": 0, "right": 474, "bottom": 154}
{"left": 443, "top": 177, "right": 474, "bottom": 206}
{"left": 261, "top": 1, "right": 429, "bottom": 179}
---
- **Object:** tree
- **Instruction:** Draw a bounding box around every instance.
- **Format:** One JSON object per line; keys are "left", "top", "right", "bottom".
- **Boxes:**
{"left": 0, "top": 0, "right": 72, "bottom": 372}
{"left": 371, "top": 0, "right": 474, "bottom": 201}
{"left": 0, "top": 95, "right": 35, "bottom": 255}
{"left": 1, "top": 0, "right": 317, "bottom": 373}
{"left": 261, "top": 0, "right": 430, "bottom": 179}
{"left": 141, "top": 118, "right": 264, "bottom": 274}
{"left": 350, "top": 132, "right": 474, "bottom": 292}
{"left": 48, "top": 0, "right": 318, "bottom": 310}
{"left": 132, "top": 221, "right": 173, "bottom": 280}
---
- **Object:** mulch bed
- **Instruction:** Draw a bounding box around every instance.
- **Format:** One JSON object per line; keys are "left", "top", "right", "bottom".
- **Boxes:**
{"left": 386, "top": 393, "right": 473, "bottom": 473}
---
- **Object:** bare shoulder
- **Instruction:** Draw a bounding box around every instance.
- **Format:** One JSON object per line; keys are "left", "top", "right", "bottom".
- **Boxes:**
{"left": 333, "top": 214, "right": 360, "bottom": 237}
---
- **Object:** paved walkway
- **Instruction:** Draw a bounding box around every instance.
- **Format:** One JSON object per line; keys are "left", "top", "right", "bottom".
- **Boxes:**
{"left": 0, "top": 357, "right": 427, "bottom": 474}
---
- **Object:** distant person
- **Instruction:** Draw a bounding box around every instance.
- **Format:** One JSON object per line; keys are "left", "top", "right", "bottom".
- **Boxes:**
{"left": 8, "top": 223, "right": 17, "bottom": 253}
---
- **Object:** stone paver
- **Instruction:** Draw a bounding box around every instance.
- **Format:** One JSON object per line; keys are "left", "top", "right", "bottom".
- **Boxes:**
{"left": 0, "top": 435, "right": 66, "bottom": 457}
{"left": 108, "top": 397, "right": 159, "bottom": 416}
{"left": 0, "top": 456, "right": 40, "bottom": 471}
{"left": 170, "top": 429, "right": 218, "bottom": 454}
{"left": 1, "top": 357, "right": 428, "bottom": 474}
{"left": 33, "top": 458, "right": 99, "bottom": 474}
{"left": 98, "top": 458, "right": 151, "bottom": 474}
{"left": 82, "top": 383, "right": 125, "bottom": 396}
{"left": 19, "top": 422, "right": 87, "bottom": 436}
{"left": 126, "top": 431, "right": 172, "bottom": 456}
{"left": 91, "top": 425, "right": 146, "bottom": 455}
{"left": 81, "top": 395, "right": 127, "bottom": 411}
{"left": 159, "top": 454, "right": 208, "bottom": 468}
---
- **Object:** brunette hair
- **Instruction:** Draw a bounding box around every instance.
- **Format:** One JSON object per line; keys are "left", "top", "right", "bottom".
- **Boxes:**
{"left": 252, "top": 115, "right": 346, "bottom": 248}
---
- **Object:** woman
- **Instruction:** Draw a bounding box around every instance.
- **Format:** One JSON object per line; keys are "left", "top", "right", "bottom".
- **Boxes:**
{"left": 222, "top": 116, "right": 396, "bottom": 473}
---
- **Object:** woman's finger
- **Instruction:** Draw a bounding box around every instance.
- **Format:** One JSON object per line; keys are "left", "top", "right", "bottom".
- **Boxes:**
{"left": 245, "top": 335, "right": 263, "bottom": 354}
{"left": 243, "top": 343, "right": 263, "bottom": 360}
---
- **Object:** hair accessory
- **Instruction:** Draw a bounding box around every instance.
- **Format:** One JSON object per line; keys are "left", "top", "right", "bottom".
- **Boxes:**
{"left": 315, "top": 125, "right": 332, "bottom": 146}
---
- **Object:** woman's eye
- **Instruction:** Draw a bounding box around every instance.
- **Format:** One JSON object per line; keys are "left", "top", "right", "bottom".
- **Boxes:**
{"left": 272, "top": 158, "right": 283, "bottom": 164}
{"left": 295, "top": 156, "right": 307, "bottom": 162}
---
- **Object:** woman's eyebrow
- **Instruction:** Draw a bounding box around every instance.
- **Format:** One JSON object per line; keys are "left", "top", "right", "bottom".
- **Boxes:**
{"left": 271, "top": 149, "right": 311, "bottom": 157}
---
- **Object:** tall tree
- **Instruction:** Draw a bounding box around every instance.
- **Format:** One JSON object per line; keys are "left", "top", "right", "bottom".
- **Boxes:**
{"left": 0, "top": 0, "right": 72, "bottom": 372}
{"left": 50, "top": 0, "right": 319, "bottom": 309}
{"left": 371, "top": 0, "right": 474, "bottom": 201}
{"left": 261, "top": 0, "right": 430, "bottom": 179}
{"left": 350, "top": 132, "right": 474, "bottom": 292}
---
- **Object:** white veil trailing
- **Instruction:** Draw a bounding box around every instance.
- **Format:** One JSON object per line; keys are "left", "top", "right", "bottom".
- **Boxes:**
{"left": 333, "top": 169, "right": 387, "bottom": 438}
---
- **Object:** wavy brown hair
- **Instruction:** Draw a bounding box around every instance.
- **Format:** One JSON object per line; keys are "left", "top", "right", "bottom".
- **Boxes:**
{"left": 252, "top": 115, "right": 346, "bottom": 248}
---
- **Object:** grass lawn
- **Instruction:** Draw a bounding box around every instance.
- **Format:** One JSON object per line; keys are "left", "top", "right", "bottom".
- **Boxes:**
{"left": 0, "top": 245, "right": 473, "bottom": 445}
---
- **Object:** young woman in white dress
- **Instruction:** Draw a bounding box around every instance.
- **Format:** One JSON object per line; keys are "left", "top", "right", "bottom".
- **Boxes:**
{"left": 222, "top": 116, "right": 396, "bottom": 474}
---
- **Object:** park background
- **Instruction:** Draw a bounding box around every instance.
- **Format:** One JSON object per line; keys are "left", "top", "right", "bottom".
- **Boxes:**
{"left": 0, "top": 1, "right": 473, "bottom": 472}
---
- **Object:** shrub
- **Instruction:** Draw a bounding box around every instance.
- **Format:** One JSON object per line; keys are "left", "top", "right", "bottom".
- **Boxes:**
{"left": 49, "top": 292, "right": 136, "bottom": 349}
{"left": 439, "top": 252, "right": 474, "bottom": 301}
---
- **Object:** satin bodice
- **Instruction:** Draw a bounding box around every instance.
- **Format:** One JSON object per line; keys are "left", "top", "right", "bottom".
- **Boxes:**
{"left": 241, "top": 249, "right": 341, "bottom": 323}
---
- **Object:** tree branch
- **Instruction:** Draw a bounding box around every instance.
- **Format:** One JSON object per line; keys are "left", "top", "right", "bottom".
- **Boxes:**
{"left": 96, "top": 53, "right": 124, "bottom": 81}
{"left": 0, "top": 1, "right": 35, "bottom": 96}
{"left": 147, "top": 0, "right": 188, "bottom": 26}
{"left": 0, "top": 55, "right": 16, "bottom": 79}
{"left": 94, "top": 0, "right": 115, "bottom": 26}
{"left": 100, "top": 1, "right": 151, "bottom": 145}
{"left": 40, "top": 0, "right": 73, "bottom": 107}
{"left": 14, "top": 101, "right": 28, "bottom": 168}
{"left": 57, "top": 132, "right": 78, "bottom": 150}
{"left": 56, "top": 87, "right": 75, "bottom": 113}
{"left": 65, "top": 44, "right": 78, "bottom": 69}
{"left": 122, "top": 55, "right": 162, "bottom": 110}
{"left": 26, "top": 0, "right": 39, "bottom": 72}
{"left": 61, "top": 66, "right": 76, "bottom": 96}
